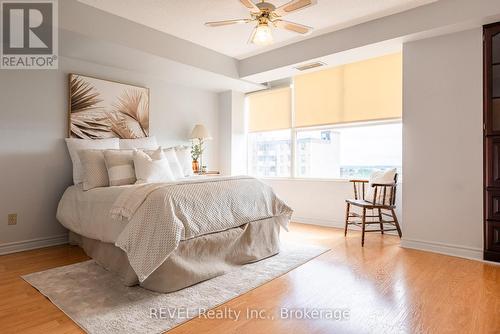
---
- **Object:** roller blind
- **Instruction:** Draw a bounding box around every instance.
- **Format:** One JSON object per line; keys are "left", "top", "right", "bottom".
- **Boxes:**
{"left": 294, "top": 66, "right": 344, "bottom": 127}
{"left": 247, "top": 87, "right": 291, "bottom": 132}
{"left": 294, "top": 53, "right": 402, "bottom": 128}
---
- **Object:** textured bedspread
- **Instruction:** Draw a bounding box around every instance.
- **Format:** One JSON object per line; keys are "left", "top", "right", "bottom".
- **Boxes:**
{"left": 111, "top": 176, "right": 293, "bottom": 282}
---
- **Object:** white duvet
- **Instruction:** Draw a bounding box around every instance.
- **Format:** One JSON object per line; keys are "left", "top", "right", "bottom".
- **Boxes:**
{"left": 57, "top": 176, "right": 293, "bottom": 282}
{"left": 57, "top": 176, "right": 209, "bottom": 242}
{"left": 57, "top": 184, "right": 133, "bottom": 243}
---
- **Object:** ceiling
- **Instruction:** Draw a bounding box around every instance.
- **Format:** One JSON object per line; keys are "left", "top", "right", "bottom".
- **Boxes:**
{"left": 78, "top": 0, "right": 437, "bottom": 60}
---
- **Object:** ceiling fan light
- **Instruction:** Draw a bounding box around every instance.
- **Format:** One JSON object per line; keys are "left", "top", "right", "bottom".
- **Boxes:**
{"left": 252, "top": 23, "right": 273, "bottom": 45}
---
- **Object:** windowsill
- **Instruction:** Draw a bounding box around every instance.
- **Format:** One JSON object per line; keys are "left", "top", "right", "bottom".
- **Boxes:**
{"left": 257, "top": 177, "right": 353, "bottom": 183}
{"left": 256, "top": 176, "right": 404, "bottom": 184}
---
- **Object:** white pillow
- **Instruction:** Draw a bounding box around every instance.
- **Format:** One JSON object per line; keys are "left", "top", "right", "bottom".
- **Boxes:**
{"left": 65, "top": 138, "right": 119, "bottom": 184}
{"left": 79, "top": 150, "right": 109, "bottom": 191}
{"left": 163, "top": 148, "right": 185, "bottom": 179}
{"left": 119, "top": 137, "right": 158, "bottom": 150}
{"left": 104, "top": 150, "right": 136, "bottom": 186}
{"left": 133, "top": 149, "right": 175, "bottom": 184}
{"left": 175, "top": 146, "right": 194, "bottom": 177}
{"left": 366, "top": 168, "right": 397, "bottom": 202}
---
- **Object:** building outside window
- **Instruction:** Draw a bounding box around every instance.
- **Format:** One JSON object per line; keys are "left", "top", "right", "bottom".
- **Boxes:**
{"left": 248, "top": 130, "right": 291, "bottom": 177}
{"left": 248, "top": 122, "right": 402, "bottom": 179}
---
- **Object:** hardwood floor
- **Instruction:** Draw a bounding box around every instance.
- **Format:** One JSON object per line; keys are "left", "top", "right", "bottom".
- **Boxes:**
{"left": 1, "top": 223, "right": 499, "bottom": 333}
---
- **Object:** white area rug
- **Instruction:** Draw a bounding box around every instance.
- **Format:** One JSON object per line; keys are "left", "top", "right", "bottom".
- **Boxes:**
{"left": 23, "top": 242, "right": 328, "bottom": 334}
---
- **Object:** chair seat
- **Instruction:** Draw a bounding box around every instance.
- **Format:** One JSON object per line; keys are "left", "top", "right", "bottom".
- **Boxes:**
{"left": 345, "top": 199, "right": 395, "bottom": 209}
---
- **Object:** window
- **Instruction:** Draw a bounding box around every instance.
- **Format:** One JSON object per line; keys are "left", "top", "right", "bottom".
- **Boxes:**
{"left": 246, "top": 53, "right": 402, "bottom": 180}
{"left": 296, "top": 122, "right": 402, "bottom": 179}
{"left": 248, "top": 130, "right": 291, "bottom": 177}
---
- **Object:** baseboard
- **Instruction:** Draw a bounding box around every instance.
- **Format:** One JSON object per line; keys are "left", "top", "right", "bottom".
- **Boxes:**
{"left": 293, "top": 216, "right": 344, "bottom": 228}
{"left": 293, "top": 216, "right": 399, "bottom": 235}
{"left": 400, "top": 238, "right": 487, "bottom": 262}
{"left": 0, "top": 234, "right": 69, "bottom": 255}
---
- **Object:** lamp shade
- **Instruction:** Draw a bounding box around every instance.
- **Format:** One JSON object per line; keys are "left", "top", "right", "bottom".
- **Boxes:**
{"left": 189, "top": 124, "right": 211, "bottom": 140}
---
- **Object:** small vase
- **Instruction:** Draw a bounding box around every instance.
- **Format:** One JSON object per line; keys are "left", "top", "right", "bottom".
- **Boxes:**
{"left": 192, "top": 160, "right": 200, "bottom": 173}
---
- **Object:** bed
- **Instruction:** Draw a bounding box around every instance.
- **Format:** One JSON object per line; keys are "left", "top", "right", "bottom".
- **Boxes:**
{"left": 57, "top": 176, "right": 292, "bottom": 293}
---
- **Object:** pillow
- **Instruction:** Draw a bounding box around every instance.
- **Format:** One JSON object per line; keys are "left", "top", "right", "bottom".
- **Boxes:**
{"left": 104, "top": 150, "right": 136, "bottom": 186}
{"left": 119, "top": 137, "right": 158, "bottom": 150}
{"left": 175, "top": 146, "right": 194, "bottom": 177}
{"left": 366, "top": 168, "right": 397, "bottom": 202}
{"left": 79, "top": 150, "right": 109, "bottom": 191}
{"left": 147, "top": 146, "right": 164, "bottom": 160}
{"left": 65, "top": 138, "right": 119, "bottom": 184}
{"left": 163, "top": 148, "right": 185, "bottom": 179}
{"left": 133, "top": 148, "right": 175, "bottom": 184}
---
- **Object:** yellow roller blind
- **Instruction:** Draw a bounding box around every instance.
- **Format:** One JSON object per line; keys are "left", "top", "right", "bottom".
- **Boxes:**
{"left": 247, "top": 87, "right": 291, "bottom": 132}
{"left": 294, "top": 66, "right": 344, "bottom": 127}
{"left": 343, "top": 53, "right": 402, "bottom": 123}
{"left": 294, "top": 53, "right": 402, "bottom": 127}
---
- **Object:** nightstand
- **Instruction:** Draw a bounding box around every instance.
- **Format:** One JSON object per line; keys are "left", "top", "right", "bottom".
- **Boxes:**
{"left": 199, "top": 171, "right": 221, "bottom": 176}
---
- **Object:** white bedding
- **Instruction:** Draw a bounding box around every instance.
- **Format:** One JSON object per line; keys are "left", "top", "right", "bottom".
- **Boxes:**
{"left": 112, "top": 176, "right": 292, "bottom": 281}
{"left": 57, "top": 176, "right": 293, "bottom": 282}
{"left": 57, "top": 177, "right": 208, "bottom": 243}
{"left": 57, "top": 184, "right": 134, "bottom": 243}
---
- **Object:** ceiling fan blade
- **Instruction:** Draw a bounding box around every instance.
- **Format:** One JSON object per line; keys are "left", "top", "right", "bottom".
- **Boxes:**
{"left": 205, "top": 19, "right": 252, "bottom": 27}
{"left": 273, "top": 0, "right": 317, "bottom": 17}
{"left": 273, "top": 19, "right": 312, "bottom": 34}
{"left": 239, "top": 0, "right": 261, "bottom": 14}
{"left": 247, "top": 27, "right": 258, "bottom": 44}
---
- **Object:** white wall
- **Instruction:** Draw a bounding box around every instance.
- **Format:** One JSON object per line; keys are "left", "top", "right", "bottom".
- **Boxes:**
{"left": 401, "top": 29, "right": 483, "bottom": 259}
{"left": 264, "top": 178, "right": 402, "bottom": 230}
{"left": 218, "top": 91, "right": 246, "bottom": 176}
{"left": 0, "top": 56, "right": 220, "bottom": 252}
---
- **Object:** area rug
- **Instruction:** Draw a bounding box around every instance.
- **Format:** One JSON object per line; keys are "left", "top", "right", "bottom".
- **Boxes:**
{"left": 22, "top": 242, "right": 328, "bottom": 334}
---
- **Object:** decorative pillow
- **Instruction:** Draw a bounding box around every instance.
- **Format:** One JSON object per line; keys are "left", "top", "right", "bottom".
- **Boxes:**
{"left": 133, "top": 148, "right": 175, "bottom": 184}
{"left": 119, "top": 137, "right": 158, "bottom": 150}
{"left": 104, "top": 150, "right": 136, "bottom": 186}
{"left": 175, "top": 146, "right": 194, "bottom": 177}
{"left": 147, "top": 147, "right": 164, "bottom": 160}
{"left": 65, "top": 138, "right": 119, "bottom": 184}
{"left": 366, "top": 168, "right": 397, "bottom": 202}
{"left": 163, "top": 148, "right": 185, "bottom": 179}
{"left": 78, "top": 150, "right": 109, "bottom": 191}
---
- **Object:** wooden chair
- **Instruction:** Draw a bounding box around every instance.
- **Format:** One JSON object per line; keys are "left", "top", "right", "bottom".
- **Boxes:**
{"left": 344, "top": 174, "right": 402, "bottom": 246}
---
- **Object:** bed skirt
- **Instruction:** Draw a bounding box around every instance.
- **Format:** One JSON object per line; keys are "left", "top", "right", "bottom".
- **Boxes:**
{"left": 69, "top": 217, "right": 281, "bottom": 293}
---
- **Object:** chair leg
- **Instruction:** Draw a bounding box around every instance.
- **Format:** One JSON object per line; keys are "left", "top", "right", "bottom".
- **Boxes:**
{"left": 344, "top": 203, "right": 350, "bottom": 237}
{"left": 361, "top": 208, "right": 366, "bottom": 246}
{"left": 378, "top": 209, "right": 384, "bottom": 235}
{"left": 391, "top": 208, "right": 402, "bottom": 238}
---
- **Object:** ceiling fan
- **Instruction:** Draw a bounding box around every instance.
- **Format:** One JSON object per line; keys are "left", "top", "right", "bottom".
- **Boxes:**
{"left": 205, "top": 0, "right": 317, "bottom": 46}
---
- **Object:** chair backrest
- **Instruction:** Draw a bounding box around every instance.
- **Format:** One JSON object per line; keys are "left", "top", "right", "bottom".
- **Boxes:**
{"left": 351, "top": 180, "right": 367, "bottom": 200}
{"left": 350, "top": 173, "right": 398, "bottom": 207}
{"left": 370, "top": 173, "right": 398, "bottom": 206}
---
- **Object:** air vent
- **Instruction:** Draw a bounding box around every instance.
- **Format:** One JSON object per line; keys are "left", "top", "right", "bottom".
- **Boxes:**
{"left": 294, "top": 61, "right": 326, "bottom": 71}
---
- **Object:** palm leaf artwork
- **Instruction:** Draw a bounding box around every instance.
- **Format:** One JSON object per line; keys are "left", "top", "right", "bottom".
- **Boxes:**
{"left": 107, "top": 111, "right": 141, "bottom": 139}
{"left": 69, "top": 76, "right": 113, "bottom": 139}
{"left": 111, "top": 89, "right": 149, "bottom": 138}
{"left": 69, "top": 75, "right": 150, "bottom": 139}
{"left": 70, "top": 76, "right": 103, "bottom": 113}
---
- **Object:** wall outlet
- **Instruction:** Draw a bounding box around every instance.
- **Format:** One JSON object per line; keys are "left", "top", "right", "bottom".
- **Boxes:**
{"left": 8, "top": 213, "right": 17, "bottom": 225}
